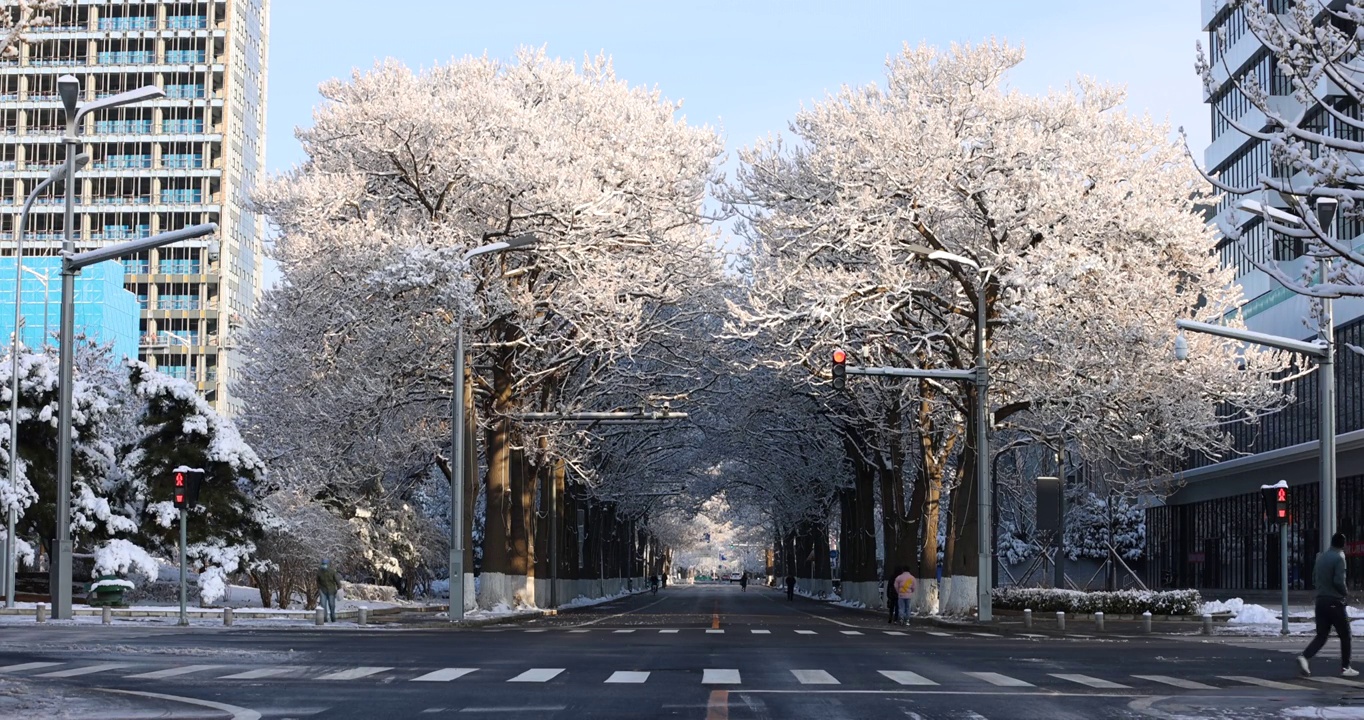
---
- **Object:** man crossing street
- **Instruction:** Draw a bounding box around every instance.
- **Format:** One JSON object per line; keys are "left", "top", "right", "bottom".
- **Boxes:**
{"left": 317, "top": 559, "right": 341, "bottom": 623}
{"left": 1299, "top": 533, "right": 1357, "bottom": 677}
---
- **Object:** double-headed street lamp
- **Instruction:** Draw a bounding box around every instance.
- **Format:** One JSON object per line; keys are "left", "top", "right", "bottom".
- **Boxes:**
{"left": 49, "top": 74, "right": 173, "bottom": 619}
{"left": 450, "top": 234, "right": 538, "bottom": 621}
{"left": 4, "top": 155, "right": 86, "bottom": 607}
{"left": 1175, "top": 196, "right": 1338, "bottom": 555}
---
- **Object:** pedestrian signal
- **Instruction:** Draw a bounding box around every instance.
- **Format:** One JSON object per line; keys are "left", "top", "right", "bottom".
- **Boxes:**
{"left": 1261, "top": 483, "right": 1289, "bottom": 525}
{"left": 171, "top": 468, "right": 206, "bottom": 509}
{"left": 832, "top": 349, "right": 847, "bottom": 390}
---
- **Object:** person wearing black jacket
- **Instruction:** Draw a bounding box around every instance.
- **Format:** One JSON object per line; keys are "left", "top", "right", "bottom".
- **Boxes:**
{"left": 785, "top": 574, "right": 796, "bottom": 601}
{"left": 886, "top": 571, "right": 900, "bottom": 624}
{"left": 1299, "top": 532, "right": 1357, "bottom": 677}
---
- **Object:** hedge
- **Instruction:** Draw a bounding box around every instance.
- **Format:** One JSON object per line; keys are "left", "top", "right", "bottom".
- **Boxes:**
{"left": 991, "top": 587, "right": 1202, "bottom": 616}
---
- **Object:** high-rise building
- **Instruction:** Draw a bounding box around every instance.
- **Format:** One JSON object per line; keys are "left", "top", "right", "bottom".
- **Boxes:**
{"left": 0, "top": 0, "right": 269, "bottom": 413}
{"left": 1143, "top": 0, "right": 1364, "bottom": 591}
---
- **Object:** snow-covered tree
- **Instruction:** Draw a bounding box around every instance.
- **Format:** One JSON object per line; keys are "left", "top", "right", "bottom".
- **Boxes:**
{"left": 727, "top": 41, "right": 1287, "bottom": 613}
{"left": 1196, "top": 0, "right": 1364, "bottom": 298}
{"left": 1, "top": 0, "right": 60, "bottom": 59}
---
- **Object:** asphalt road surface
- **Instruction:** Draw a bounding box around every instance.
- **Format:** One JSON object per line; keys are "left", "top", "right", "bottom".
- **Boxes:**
{"left": 0, "top": 583, "right": 1358, "bottom": 719}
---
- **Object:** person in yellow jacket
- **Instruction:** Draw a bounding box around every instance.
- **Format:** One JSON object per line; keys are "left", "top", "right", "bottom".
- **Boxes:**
{"left": 893, "top": 567, "right": 916, "bottom": 626}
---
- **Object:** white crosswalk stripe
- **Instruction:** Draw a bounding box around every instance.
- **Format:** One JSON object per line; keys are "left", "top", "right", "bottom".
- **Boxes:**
{"left": 1218, "top": 675, "right": 1308, "bottom": 690}
{"left": 884, "top": 631, "right": 906, "bottom": 636}
{"left": 1049, "top": 673, "right": 1129, "bottom": 689}
{"left": 706, "top": 629, "right": 724, "bottom": 634}
{"left": 703, "top": 668, "right": 741, "bottom": 684}
{"left": 791, "top": 669, "right": 838, "bottom": 685}
{"left": 509, "top": 668, "right": 564, "bottom": 683}
{"left": 795, "top": 630, "right": 817, "bottom": 635}
{"left": 613, "top": 629, "right": 635, "bottom": 634}
{"left": 317, "top": 666, "right": 392, "bottom": 681}
{"left": 840, "top": 630, "right": 863, "bottom": 636}
{"left": 0, "top": 662, "right": 62, "bottom": 673}
{"left": 751, "top": 629, "right": 771, "bottom": 634}
{"left": 38, "top": 663, "right": 133, "bottom": 678}
{"left": 1309, "top": 676, "right": 1363, "bottom": 687}
{"left": 879, "top": 670, "right": 938, "bottom": 686}
{"left": 219, "top": 667, "right": 295, "bottom": 680}
{"left": 524, "top": 629, "right": 547, "bottom": 633}
{"left": 1132, "top": 675, "right": 1217, "bottom": 690}
{"left": 926, "top": 631, "right": 953, "bottom": 637}
{"left": 569, "top": 629, "right": 590, "bottom": 633}
{"left": 965, "top": 671, "right": 1033, "bottom": 687}
{"left": 605, "top": 671, "right": 650, "bottom": 684}
{"left": 970, "top": 633, "right": 1001, "bottom": 638}
{"left": 659, "top": 629, "right": 679, "bottom": 634}
{"left": 411, "top": 668, "right": 477, "bottom": 682}
{"left": 127, "top": 664, "right": 224, "bottom": 679}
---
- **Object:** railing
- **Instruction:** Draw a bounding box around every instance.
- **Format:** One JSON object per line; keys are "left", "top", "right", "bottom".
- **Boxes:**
{"left": 158, "top": 260, "right": 201, "bottom": 275}
{"left": 104, "top": 225, "right": 151, "bottom": 241}
{"left": 123, "top": 261, "right": 150, "bottom": 275}
{"left": 96, "top": 51, "right": 154, "bottom": 65}
{"left": 93, "top": 196, "right": 152, "bottom": 205}
{"left": 164, "top": 85, "right": 205, "bottom": 100}
{"left": 94, "top": 120, "right": 152, "bottom": 134}
{"left": 98, "top": 17, "right": 156, "bottom": 31}
{"left": 29, "top": 24, "right": 86, "bottom": 33}
{"left": 167, "top": 16, "right": 209, "bottom": 30}
{"left": 155, "top": 295, "right": 201, "bottom": 310}
{"left": 165, "top": 50, "right": 206, "bottom": 64}
{"left": 160, "top": 189, "right": 202, "bottom": 204}
{"left": 95, "top": 155, "right": 153, "bottom": 170}
{"left": 162, "top": 154, "right": 203, "bottom": 169}
{"left": 161, "top": 119, "right": 204, "bottom": 133}
{"left": 27, "top": 58, "right": 82, "bottom": 67}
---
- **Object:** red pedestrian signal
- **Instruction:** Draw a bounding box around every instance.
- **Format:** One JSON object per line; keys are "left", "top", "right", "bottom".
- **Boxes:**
{"left": 1261, "top": 483, "right": 1289, "bottom": 525}
{"left": 173, "top": 471, "right": 186, "bottom": 509}
{"left": 832, "top": 349, "right": 847, "bottom": 390}
{"left": 171, "top": 468, "right": 205, "bottom": 510}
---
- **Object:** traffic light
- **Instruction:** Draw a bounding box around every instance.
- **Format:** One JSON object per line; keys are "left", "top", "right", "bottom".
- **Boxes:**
{"left": 1261, "top": 483, "right": 1289, "bottom": 525}
{"left": 832, "top": 349, "right": 847, "bottom": 390}
{"left": 171, "top": 468, "right": 206, "bottom": 509}
{"left": 172, "top": 470, "right": 187, "bottom": 509}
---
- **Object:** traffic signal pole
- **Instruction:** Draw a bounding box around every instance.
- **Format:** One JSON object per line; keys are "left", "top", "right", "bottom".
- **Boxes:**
{"left": 179, "top": 506, "right": 187, "bottom": 626}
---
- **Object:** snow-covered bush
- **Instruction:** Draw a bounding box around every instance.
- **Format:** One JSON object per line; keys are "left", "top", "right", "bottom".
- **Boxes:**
{"left": 997, "top": 518, "right": 1037, "bottom": 566}
{"left": 92, "top": 539, "right": 159, "bottom": 583}
{"left": 991, "top": 587, "right": 1201, "bottom": 615}
{"left": 1063, "top": 491, "right": 1145, "bottom": 561}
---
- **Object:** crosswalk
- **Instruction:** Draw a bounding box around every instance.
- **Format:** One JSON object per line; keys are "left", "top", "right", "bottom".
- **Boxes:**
{"left": 479, "top": 627, "right": 1087, "bottom": 639}
{"left": 0, "top": 659, "right": 1346, "bottom": 692}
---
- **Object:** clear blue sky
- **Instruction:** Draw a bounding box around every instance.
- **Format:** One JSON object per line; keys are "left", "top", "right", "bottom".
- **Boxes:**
{"left": 266, "top": 1, "right": 1209, "bottom": 178}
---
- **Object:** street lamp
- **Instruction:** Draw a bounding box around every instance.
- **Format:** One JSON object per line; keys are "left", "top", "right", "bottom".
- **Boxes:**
{"left": 47, "top": 76, "right": 165, "bottom": 619}
{"left": 1177, "top": 196, "right": 1338, "bottom": 555}
{"left": 450, "top": 234, "right": 537, "bottom": 621}
{"left": 4, "top": 156, "right": 86, "bottom": 607}
{"left": 160, "top": 328, "right": 195, "bottom": 382}
{"left": 906, "top": 244, "right": 993, "bottom": 623}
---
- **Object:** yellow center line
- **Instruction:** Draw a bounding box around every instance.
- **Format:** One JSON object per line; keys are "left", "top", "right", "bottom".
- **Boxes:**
{"left": 705, "top": 689, "right": 729, "bottom": 720}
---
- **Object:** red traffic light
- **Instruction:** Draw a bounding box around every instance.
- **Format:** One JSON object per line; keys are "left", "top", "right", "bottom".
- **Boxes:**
{"left": 832, "top": 349, "right": 847, "bottom": 364}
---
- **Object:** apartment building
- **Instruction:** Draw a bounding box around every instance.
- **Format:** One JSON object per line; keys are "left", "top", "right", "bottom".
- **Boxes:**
{"left": 1144, "top": 0, "right": 1364, "bottom": 591}
{"left": 0, "top": 0, "right": 269, "bottom": 413}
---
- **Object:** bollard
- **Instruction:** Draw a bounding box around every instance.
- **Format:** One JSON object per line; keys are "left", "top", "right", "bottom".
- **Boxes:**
{"left": 358, "top": 607, "right": 368, "bottom": 626}
{"left": 223, "top": 607, "right": 233, "bottom": 627}
{"left": 1094, "top": 611, "right": 1104, "bottom": 632}
{"left": 315, "top": 606, "right": 325, "bottom": 626}
{"left": 1023, "top": 608, "right": 1032, "bottom": 629}
{"left": 36, "top": 603, "right": 46, "bottom": 623}
{"left": 1141, "top": 611, "right": 1152, "bottom": 634}
{"left": 1202, "top": 613, "right": 1212, "bottom": 636}
{"left": 102, "top": 606, "right": 111, "bottom": 625}
{"left": 1056, "top": 611, "right": 1065, "bottom": 632}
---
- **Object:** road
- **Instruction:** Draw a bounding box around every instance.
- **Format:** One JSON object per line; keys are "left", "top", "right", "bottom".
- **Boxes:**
{"left": 0, "top": 583, "right": 1355, "bottom": 719}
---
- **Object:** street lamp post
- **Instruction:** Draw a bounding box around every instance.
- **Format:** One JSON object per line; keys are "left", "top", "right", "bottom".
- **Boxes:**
{"left": 49, "top": 75, "right": 166, "bottom": 620}
{"left": 449, "top": 234, "right": 537, "bottom": 622}
{"left": 1181, "top": 197, "right": 1339, "bottom": 553}
{"left": 4, "top": 157, "right": 86, "bottom": 607}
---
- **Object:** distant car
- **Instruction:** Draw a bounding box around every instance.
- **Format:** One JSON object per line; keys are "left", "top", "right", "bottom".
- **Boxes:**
{"left": 728, "top": 572, "right": 743, "bottom": 582}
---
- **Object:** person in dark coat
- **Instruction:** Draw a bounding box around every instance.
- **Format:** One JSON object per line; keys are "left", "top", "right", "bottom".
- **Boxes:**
{"left": 886, "top": 569, "right": 900, "bottom": 624}
{"left": 1299, "top": 532, "right": 1357, "bottom": 677}
{"left": 739, "top": 573, "right": 748, "bottom": 592}
{"left": 316, "top": 559, "right": 341, "bottom": 623}
{"left": 785, "top": 574, "right": 796, "bottom": 601}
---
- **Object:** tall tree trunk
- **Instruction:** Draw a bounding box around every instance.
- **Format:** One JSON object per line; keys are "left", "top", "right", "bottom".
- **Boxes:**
{"left": 508, "top": 447, "right": 532, "bottom": 583}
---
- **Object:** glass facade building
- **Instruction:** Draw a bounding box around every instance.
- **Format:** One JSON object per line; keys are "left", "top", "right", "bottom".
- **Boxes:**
{"left": 0, "top": 257, "right": 139, "bottom": 361}
{"left": 0, "top": 0, "right": 270, "bottom": 412}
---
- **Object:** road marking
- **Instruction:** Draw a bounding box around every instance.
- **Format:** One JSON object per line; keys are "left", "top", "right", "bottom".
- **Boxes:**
{"left": 38, "top": 663, "right": 133, "bottom": 678}
{"left": 1019, "top": 633, "right": 1048, "bottom": 638}
{"left": 509, "top": 668, "right": 564, "bottom": 683}
{"left": 605, "top": 671, "right": 650, "bottom": 684}
{"left": 458, "top": 707, "right": 566, "bottom": 714}
{"left": 971, "top": 633, "right": 1001, "bottom": 638}
{"left": 219, "top": 667, "right": 295, "bottom": 680}
{"left": 569, "top": 629, "right": 590, "bottom": 633}
{"left": 751, "top": 629, "right": 771, "bottom": 634}
{"left": 613, "top": 629, "right": 636, "bottom": 634}
{"left": 0, "top": 662, "right": 62, "bottom": 673}
{"left": 926, "top": 631, "right": 952, "bottom": 637}
{"left": 795, "top": 630, "right": 817, "bottom": 635}
{"left": 707, "top": 629, "right": 724, "bottom": 634}
{"left": 706, "top": 690, "right": 729, "bottom": 720}
{"left": 660, "top": 629, "right": 679, "bottom": 634}
{"left": 127, "top": 664, "right": 225, "bottom": 679}
{"left": 1069, "top": 634, "right": 1093, "bottom": 638}
{"left": 569, "top": 596, "right": 669, "bottom": 628}
{"left": 317, "top": 666, "right": 393, "bottom": 681}
{"left": 885, "top": 631, "right": 906, "bottom": 636}
{"left": 1050, "top": 673, "right": 1129, "bottom": 689}
{"left": 840, "top": 630, "right": 863, "bottom": 636}
{"left": 411, "top": 668, "right": 477, "bottom": 682}
{"left": 791, "top": 669, "right": 839, "bottom": 685}
{"left": 1218, "top": 676, "right": 1308, "bottom": 690}
{"left": 1132, "top": 675, "right": 1217, "bottom": 690}
{"left": 965, "top": 671, "right": 1033, "bottom": 687}
{"left": 879, "top": 670, "right": 938, "bottom": 686}
{"left": 100, "top": 689, "right": 260, "bottom": 720}
{"left": 703, "top": 668, "right": 741, "bottom": 684}
{"left": 524, "top": 629, "right": 547, "bottom": 633}
{"left": 1309, "top": 676, "right": 1364, "bottom": 687}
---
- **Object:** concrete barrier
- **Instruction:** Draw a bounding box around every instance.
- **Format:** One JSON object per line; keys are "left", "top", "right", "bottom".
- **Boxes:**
{"left": 223, "top": 607, "right": 233, "bottom": 626}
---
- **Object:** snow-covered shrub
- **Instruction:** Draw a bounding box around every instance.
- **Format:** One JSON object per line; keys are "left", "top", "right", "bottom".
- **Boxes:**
{"left": 92, "top": 539, "right": 159, "bottom": 584}
{"left": 1063, "top": 491, "right": 1145, "bottom": 561}
{"left": 991, "top": 587, "right": 1201, "bottom": 615}
{"left": 997, "top": 518, "right": 1037, "bottom": 565}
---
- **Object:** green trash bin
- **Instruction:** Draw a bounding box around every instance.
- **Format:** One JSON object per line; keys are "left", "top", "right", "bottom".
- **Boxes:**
{"left": 87, "top": 576, "right": 129, "bottom": 607}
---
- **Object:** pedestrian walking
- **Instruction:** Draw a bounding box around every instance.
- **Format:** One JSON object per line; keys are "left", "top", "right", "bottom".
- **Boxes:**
{"left": 886, "top": 571, "right": 900, "bottom": 625}
{"left": 1299, "top": 532, "right": 1357, "bottom": 677}
{"left": 894, "top": 566, "right": 917, "bottom": 626}
{"left": 785, "top": 574, "right": 796, "bottom": 601}
{"left": 316, "top": 559, "right": 341, "bottom": 623}
{"left": 740, "top": 573, "right": 748, "bottom": 592}
{"left": 650, "top": 574, "right": 659, "bottom": 595}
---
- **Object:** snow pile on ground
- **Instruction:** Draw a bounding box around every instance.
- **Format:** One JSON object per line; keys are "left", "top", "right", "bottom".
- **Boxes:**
{"left": 1202, "top": 597, "right": 1282, "bottom": 624}
{"left": 1201, "top": 598, "right": 1245, "bottom": 615}
{"left": 1283, "top": 706, "right": 1364, "bottom": 718}
{"left": 558, "top": 588, "right": 639, "bottom": 610}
